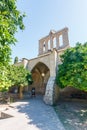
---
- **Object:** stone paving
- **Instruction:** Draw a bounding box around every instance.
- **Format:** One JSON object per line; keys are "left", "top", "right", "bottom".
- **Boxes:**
{"left": 0, "top": 96, "right": 65, "bottom": 130}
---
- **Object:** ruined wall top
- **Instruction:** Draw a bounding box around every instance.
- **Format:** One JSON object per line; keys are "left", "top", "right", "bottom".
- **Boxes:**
{"left": 38, "top": 27, "right": 69, "bottom": 56}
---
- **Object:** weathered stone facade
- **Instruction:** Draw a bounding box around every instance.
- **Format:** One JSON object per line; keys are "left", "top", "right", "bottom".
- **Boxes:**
{"left": 16, "top": 27, "right": 70, "bottom": 105}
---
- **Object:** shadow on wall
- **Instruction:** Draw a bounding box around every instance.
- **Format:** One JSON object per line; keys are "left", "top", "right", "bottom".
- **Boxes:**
{"left": 59, "top": 87, "right": 87, "bottom": 101}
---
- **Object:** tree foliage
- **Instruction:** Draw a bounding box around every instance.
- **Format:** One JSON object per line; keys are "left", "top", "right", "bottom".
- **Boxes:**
{"left": 0, "top": 0, "right": 25, "bottom": 65}
{"left": 0, "top": 64, "right": 11, "bottom": 91}
{"left": 14, "top": 56, "right": 18, "bottom": 64}
{"left": 8, "top": 65, "right": 33, "bottom": 87}
{"left": 56, "top": 42, "right": 87, "bottom": 91}
{"left": 0, "top": 0, "right": 25, "bottom": 91}
{"left": 0, "top": 65, "right": 33, "bottom": 92}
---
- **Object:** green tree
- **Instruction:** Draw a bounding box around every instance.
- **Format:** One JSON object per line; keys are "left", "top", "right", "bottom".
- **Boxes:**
{"left": 56, "top": 42, "right": 87, "bottom": 91}
{"left": 8, "top": 65, "right": 32, "bottom": 87}
{"left": 14, "top": 56, "right": 18, "bottom": 64}
{"left": 0, "top": 0, "right": 25, "bottom": 65}
{"left": 0, "top": 0, "right": 25, "bottom": 91}
{"left": 8, "top": 65, "right": 33, "bottom": 98}
{"left": 0, "top": 64, "right": 11, "bottom": 92}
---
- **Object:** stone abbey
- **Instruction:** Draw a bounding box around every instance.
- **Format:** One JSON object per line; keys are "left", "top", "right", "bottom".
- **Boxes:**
{"left": 16, "top": 27, "right": 70, "bottom": 105}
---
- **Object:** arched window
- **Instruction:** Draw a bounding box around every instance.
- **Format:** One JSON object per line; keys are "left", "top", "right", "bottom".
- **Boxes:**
{"left": 59, "top": 35, "right": 63, "bottom": 47}
{"left": 43, "top": 41, "right": 45, "bottom": 52}
{"left": 48, "top": 40, "right": 50, "bottom": 50}
{"left": 53, "top": 37, "right": 56, "bottom": 48}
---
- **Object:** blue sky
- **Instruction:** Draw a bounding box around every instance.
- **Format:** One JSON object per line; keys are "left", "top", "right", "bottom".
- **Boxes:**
{"left": 11, "top": 0, "right": 87, "bottom": 62}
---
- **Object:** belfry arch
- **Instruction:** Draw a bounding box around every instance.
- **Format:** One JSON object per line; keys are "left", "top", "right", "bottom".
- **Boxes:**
{"left": 30, "top": 62, "right": 50, "bottom": 95}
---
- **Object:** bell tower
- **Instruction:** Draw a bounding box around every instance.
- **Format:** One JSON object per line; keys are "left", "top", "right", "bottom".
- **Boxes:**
{"left": 38, "top": 27, "right": 69, "bottom": 56}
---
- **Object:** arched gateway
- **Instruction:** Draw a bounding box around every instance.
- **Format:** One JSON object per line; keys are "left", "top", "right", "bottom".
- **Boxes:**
{"left": 16, "top": 27, "right": 70, "bottom": 105}
{"left": 31, "top": 62, "right": 50, "bottom": 95}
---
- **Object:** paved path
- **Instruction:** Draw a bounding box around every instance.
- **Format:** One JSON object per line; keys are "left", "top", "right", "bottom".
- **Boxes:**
{"left": 0, "top": 96, "right": 65, "bottom": 130}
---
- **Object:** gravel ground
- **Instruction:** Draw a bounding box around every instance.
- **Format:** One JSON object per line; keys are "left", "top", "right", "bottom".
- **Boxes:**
{"left": 54, "top": 99, "right": 87, "bottom": 130}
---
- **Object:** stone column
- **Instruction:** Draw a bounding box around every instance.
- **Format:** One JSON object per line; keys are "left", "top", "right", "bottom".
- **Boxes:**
{"left": 45, "top": 39, "right": 48, "bottom": 52}
{"left": 43, "top": 50, "right": 58, "bottom": 105}
{"left": 50, "top": 37, "right": 53, "bottom": 50}
{"left": 39, "top": 40, "right": 43, "bottom": 55}
{"left": 49, "top": 49, "right": 57, "bottom": 77}
{"left": 62, "top": 29, "right": 69, "bottom": 46}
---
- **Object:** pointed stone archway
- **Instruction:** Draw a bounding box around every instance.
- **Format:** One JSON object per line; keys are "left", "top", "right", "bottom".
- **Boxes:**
{"left": 30, "top": 62, "right": 50, "bottom": 95}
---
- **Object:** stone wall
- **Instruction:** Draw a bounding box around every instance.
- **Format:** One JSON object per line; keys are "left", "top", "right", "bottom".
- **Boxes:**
{"left": 59, "top": 87, "right": 87, "bottom": 100}
{"left": 44, "top": 76, "right": 55, "bottom": 105}
{"left": 53, "top": 84, "right": 60, "bottom": 105}
{"left": 43, "top": 76, "right": 59, "bottom": 105}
